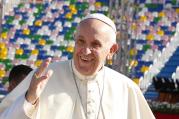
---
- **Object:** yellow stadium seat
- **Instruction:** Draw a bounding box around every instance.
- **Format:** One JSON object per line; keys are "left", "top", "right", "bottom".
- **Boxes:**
{"left": 131, "top": 23, "right": 137, "bottom": 30}
{"left": 146, "top": 34, "right": 154, "bottom": 40}
{"left": 176, "top": 8, "right": 179, "bottom": 14}
{"left": 129, "top": 48, "right": 137, "bottom": 56}
{"left": 35, "top": 60, "right": 42, "bottom": 67}
{"left": 95, "top": 2, "right": 102, "bottom": 8}
{"left": 23, "top": 28, "right": 30, "bottom": 35}
{"left": 16, "top": 48, "right": 24, "bottom": 55}
{"left": 0, "top": 69, "right": 6, "bottom": 78}
{"left": 65, "top": 13, "right": 73, "bottom": 19}
{"left": 69, "top": 4, "right": 77, "bottom": 14}
{"left": 35, "top": 20, "right": 42, "bottom": 27}
{"left": 1, "top": 32, "right": 8, "bottom": 39}
{"left": 0, "top": 48, "right": 7, "bottom": 59}
{"left": 71, "top": 8, "right": 77, "bottom": 14}
{"left": 66, "top": 46, "right": 74, "bottom": 53}
{"left": 141, "top": 66, "right": 149, "bottom": 73}
{"left": 157, "top": 30, "right": 164, "bottom": 36}
{"left": 31, "top": 49, "right": 39, "bottom": 55}
{"left": 133, "top": 78, "right": 140, "bottom": 85}
{"left": 130, "top": 60, "right": 138, "bottom": 68}
{"left": 107, "top": 59, "right": 113, "bottom": 65}
{"left": 39, "top": 39, "right": 46, "bottom": 46}
{"left": 133, "top": 60, "right": 138, "bottom": 67}
{"left": 69, "top": 4, "right": 75, "bottom": 10}
{"left": 0, "top": 43, "right": 6, "bottom": 49}
{"left": 158, "top": 12, "right": 165, "bottom": 17}
{"left": 139, "top": 16, "right": 147, "bottom": 22}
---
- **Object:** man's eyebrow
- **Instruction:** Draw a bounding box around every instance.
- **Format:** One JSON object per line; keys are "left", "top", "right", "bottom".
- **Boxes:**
{"left": 91, "top": 38, "right": 102, "bottom": 46}
{"left": 75, "top": 35, "right": 84, "bottom": 39}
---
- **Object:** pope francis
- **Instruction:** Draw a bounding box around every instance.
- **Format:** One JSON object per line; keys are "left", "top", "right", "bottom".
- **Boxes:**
{"left": 0, "top": 13, "right": 155, "bottom": 119}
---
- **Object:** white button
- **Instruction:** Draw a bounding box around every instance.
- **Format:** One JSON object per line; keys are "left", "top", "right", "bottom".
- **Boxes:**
{"left": 88, "top": 89, "right": 93, "bottom": 93}
{"left": 87, "top": 111, "right": 91, "bottom": 115}
{"left": 91, "top": 109, "right": 95, "bottom": 113}
{"left": 87, "top": 99, "right": 95, "bottom": 104}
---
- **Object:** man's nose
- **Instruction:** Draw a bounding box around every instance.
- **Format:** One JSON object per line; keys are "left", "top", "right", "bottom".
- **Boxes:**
{"left": 83, "top": 47, "right": 92, "bottom": 55}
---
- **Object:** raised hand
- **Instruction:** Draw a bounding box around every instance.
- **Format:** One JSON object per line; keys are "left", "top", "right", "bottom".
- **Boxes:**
{"left": 25, "top": 58, "right": 53, "bottom": 104}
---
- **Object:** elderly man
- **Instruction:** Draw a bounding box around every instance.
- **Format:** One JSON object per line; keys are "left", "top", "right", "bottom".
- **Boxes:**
{"left": 0, "top": 13, "right": 155, "bottom": 119}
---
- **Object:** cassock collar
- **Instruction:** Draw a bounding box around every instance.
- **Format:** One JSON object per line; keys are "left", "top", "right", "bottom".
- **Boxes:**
{"left": 71, "top": 59, "right": 105, "bottom": 82}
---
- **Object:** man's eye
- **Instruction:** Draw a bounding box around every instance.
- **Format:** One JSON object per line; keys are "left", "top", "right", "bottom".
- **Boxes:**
{"left": 77, "top": 39, "right": 84, "bottom": 45}
{"left": 92, "top": 42, "right": 101, "bottom": 48}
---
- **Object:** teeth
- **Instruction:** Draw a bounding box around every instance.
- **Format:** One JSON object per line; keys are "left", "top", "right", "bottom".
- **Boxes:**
{"left": 81, "top": 56, "right": 90, "bottom": 61}
{"left": 81, "top": 57, "right": 88, "bottom": 61}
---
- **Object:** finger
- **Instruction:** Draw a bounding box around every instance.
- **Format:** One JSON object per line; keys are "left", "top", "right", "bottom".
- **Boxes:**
{"left": 35, "top": 57, "right": 52, "bottom": 77}
{"left": 29, "top": 70, "right": 53, "bottom": 92}
{"left": 38, "top": 69, "right": 53, "bottom": 81}
{"left": 35, "top": 70, "right": 53, "bottom": 90}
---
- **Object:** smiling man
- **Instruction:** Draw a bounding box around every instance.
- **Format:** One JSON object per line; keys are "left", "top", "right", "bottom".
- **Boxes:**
{"left": 0, "top": 13, "right": 155, "bottom": 119}
{"left": 73, "top": 16, "right": 117, "bottom": 76}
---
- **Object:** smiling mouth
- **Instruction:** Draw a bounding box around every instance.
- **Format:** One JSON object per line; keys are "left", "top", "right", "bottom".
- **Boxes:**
{"left": 80, "top": 56, "right": 93, "bottom": 62}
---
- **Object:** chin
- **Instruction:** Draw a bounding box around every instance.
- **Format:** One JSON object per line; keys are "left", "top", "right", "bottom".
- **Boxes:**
{"left": 77, "top": 67, "right": 94, "bottom": 75}
{"left": 83, "top": 71, "right": 95, "bottom": 76}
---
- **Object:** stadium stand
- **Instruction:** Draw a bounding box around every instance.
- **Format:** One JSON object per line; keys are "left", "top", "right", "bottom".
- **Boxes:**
{"left": 128, "top": 0, "right": 179, "bottom": 116}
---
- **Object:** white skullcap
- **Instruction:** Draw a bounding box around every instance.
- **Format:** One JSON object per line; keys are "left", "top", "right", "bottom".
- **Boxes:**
{"left": 80, "top": 13, "right": 116, "bottom": 33}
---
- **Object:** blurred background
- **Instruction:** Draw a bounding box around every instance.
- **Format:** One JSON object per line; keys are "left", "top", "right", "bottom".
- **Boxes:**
{"left": 0, "top": 0, "right": 179, "bottom": 118}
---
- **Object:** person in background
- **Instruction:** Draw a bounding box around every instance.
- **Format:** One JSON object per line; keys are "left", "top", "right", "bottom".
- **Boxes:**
{"left": 0, "top": 64, "right": 32, "bottom": 113}
{"left": 8, "top": 64, "right": 33, "bottom": 92}
{"left": 0, "top": 13, "right": 155, "bottom": 119}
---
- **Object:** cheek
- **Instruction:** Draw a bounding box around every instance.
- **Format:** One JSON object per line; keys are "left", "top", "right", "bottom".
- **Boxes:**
{"left": 93, "top": 51, "right": 102, "bottom": 63}
{"left": 99, "top": 52, "right": 108, "bottom": 62}
{"left": 74, "top": 46, "right": 83, "bottom": 54}
{"left": 74, "top": 47, "right": 80, "bottom": 57}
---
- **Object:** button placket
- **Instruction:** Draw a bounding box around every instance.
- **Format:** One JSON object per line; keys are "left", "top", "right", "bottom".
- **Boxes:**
{"left": 87, "top": 81, "right": 100, "bottom": 119}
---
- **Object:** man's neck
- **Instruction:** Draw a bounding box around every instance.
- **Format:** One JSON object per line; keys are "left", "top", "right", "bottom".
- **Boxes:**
{"left": 71, "top": 60, "right": 104, "bottom": 81}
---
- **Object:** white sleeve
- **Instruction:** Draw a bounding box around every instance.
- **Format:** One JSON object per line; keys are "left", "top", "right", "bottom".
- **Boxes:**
{"left": 0, "top": 70, "right": 39, "bottom": 119}
{"left": 127, "top": 83, "right": 156, "bottom": 119}
{"left": 0, "top": 93, "right": 38, "bottom": 119}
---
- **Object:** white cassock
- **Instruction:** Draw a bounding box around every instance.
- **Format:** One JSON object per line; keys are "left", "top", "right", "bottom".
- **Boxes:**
{"left": 0, "top": 60, "right": 155, "bottom": 119}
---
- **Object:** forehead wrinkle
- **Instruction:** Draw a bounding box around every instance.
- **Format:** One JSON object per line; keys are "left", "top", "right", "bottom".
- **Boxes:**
{"left": 76, "top": 19, "right": 116, "bottom": 44}
{"left": 79, "top": 19, "right": 114, "bottom": 34}
{"left": 78, "top": 19, "right": 114, "bottom": 41}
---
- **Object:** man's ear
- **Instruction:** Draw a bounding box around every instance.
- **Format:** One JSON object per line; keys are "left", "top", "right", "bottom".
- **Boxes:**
{"left": 109, "top": 43, "right": 119, "bottom": 55}
{"left": 106, "top": 44, "right": 119, "bottom": 65}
